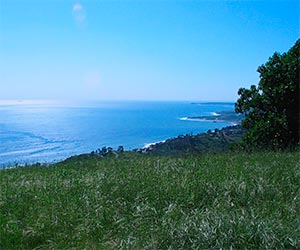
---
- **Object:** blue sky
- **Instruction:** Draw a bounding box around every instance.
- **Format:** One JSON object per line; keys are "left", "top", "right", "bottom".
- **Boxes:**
{"left": 0, "top": 0, "right": 299, "bottom": 101}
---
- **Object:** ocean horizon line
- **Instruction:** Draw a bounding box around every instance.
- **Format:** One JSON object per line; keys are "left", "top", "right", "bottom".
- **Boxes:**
{"left": 0, "top": 99, "right": 236, "bottom": 106}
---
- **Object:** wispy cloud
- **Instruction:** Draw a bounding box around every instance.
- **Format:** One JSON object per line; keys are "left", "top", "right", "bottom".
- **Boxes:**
{"left": 73, "top": 3, "right": 83, "bottom": 11}
{"left": 72, "top": 3, "right": 86, "bottom": 26}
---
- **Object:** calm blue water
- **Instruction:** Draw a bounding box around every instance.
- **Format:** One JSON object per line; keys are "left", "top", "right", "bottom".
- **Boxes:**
{"left": 0, "top": 101, "right": 234, "bottom": 166}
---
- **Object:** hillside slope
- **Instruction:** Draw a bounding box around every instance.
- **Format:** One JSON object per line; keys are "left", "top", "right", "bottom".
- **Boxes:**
{"left": 1, "top": 151, "right": 299, "bottom": 249}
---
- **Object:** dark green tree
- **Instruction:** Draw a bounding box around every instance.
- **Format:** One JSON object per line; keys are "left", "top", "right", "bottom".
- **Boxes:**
{"left": 235, "top": 39, "right": 299, "bottom": 149}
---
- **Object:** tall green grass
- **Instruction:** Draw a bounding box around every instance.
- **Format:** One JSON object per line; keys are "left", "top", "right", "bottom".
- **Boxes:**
{"left": 1, "top": 151, "right": 299, "bottom": 249}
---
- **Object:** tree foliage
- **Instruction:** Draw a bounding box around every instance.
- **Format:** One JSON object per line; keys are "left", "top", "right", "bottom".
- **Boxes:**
{"left": 235, "top": 39, "right": 299, "bottom": 149}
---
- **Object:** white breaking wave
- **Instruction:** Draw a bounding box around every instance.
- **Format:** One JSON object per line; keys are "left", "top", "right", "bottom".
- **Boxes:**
{"left": 179, "top": 117, "right": 207, "bottom": 122}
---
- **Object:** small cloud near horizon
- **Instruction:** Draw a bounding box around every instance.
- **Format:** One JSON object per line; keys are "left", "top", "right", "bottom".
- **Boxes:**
{"left": 84, "top": 71, "right": 102, "bottom": 90}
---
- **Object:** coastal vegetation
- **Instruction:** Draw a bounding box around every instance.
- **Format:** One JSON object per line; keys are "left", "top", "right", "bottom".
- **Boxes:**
{"left": 1, "top": 151, "right": 299, "bottom": 249}
{"left": 138, "top": 125, "right": 245, "bottom": 155}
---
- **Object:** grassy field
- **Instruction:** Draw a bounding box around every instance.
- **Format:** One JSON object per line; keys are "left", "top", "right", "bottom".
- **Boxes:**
{"left": 0, "top": 151, "right": 299, "bottom": 249}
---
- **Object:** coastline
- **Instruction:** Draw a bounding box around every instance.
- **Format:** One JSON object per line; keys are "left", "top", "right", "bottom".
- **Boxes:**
{"left": 1, "top": 124, "right": 243, "bottom": 168}
{"left": 135, "top": 124, "right": 245, "bottom": 156}
{"left": 0, "top": 104, "right": 242, "bottom": 167}
{"left": 135, "top": 110, "right": 244, "bottom": 155}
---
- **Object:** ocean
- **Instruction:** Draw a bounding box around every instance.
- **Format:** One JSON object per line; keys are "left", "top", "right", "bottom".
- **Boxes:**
{"left": 0, "top": 101, "right": 235, "bottom": 166}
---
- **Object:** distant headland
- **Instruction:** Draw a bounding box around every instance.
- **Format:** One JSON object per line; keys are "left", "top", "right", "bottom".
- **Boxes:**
{"left": 181, "top": 110, "right": 244, "bottom": 125}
